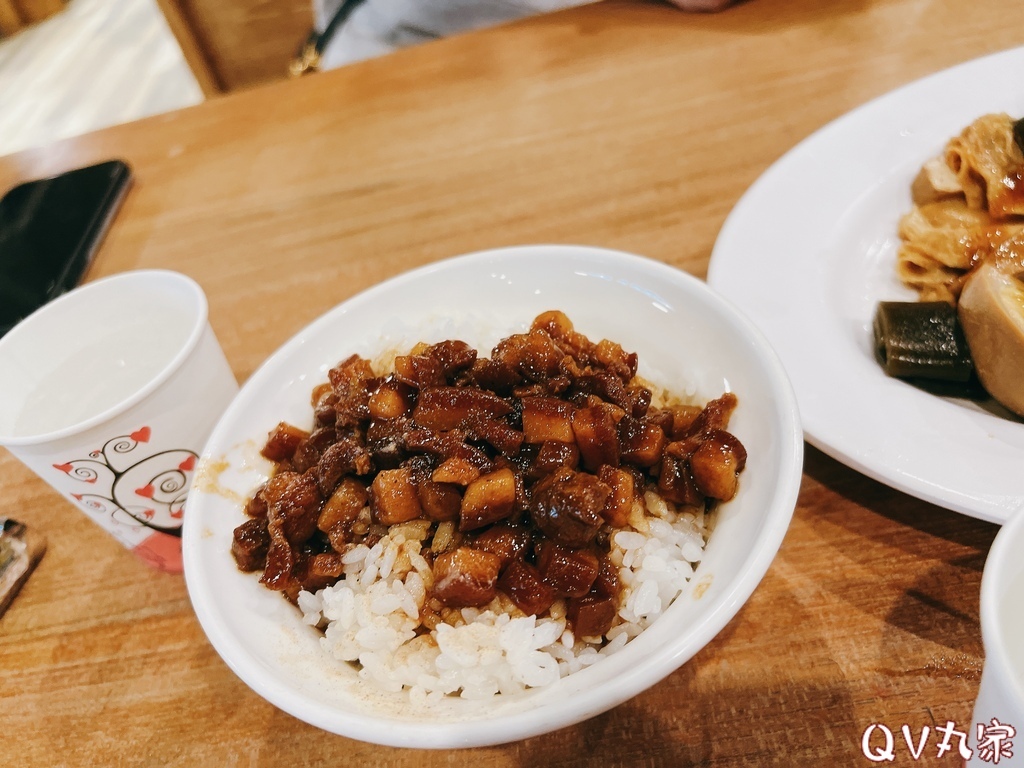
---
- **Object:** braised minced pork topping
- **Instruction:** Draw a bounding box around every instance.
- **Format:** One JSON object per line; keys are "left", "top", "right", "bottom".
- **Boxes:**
{"left": 232, "top": 311, "right": 746, "bottom": 637}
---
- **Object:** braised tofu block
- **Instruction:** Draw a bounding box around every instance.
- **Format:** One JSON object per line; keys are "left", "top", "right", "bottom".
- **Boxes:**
{"left": 261, "top": 422, "right": 311, "bottom": 462}
{"left": 433, "top": 547, "right": 501, "bottom": 607}
{"left": 460, "top": 468, "right": 517, "bottom": 531}
{"left": 371, "top": 468, "right": 424, "bottom": 525}
{"left": 530, "top": 467, "right": 609, "bottom": 547}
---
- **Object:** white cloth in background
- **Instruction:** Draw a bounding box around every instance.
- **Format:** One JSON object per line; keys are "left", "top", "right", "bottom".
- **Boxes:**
{"left": 0, "top": 0, "right": 202, "bottom": 159}
{"left": 318, "top": 0, "right": 594, "bottom": 69}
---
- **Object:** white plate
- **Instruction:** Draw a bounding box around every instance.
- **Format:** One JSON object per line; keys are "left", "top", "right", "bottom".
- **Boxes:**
{"left": 183, "top": 244, "right": 803, "bottom": 748}
{"left": 707, "top": 46, "right": 1024, "bottom": 524}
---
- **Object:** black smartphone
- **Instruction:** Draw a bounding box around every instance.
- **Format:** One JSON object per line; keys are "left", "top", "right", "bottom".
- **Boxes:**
{"left": 0, "top": 160, "right": 133, "bottom": 336}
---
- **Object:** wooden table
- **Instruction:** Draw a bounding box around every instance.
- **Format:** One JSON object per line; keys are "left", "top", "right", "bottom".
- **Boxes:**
{"left": 1, "top": 0, "right": 1019, "bottom": 763}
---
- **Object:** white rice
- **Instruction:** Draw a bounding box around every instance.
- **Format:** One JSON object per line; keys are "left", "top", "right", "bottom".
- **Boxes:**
{"left": 297, "top": 494, "right": 708, "bottom": 704}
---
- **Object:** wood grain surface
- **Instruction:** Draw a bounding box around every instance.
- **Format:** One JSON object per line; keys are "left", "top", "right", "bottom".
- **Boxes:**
{"left": 0, "top": 0, "right": 1019, "bottom": 764}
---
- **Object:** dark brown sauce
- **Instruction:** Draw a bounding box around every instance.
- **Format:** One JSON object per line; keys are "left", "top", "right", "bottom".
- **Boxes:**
{"left": 230, "top": 312, "right": 747, "bottom": 637}
{"left": 990, "top": 169, "right": 1024, "bottom": 220}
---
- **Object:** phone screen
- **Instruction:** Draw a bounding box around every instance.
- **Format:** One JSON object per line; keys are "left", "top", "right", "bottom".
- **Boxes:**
{"left": 0, "top": 160, "right": 132, "bottom": 336}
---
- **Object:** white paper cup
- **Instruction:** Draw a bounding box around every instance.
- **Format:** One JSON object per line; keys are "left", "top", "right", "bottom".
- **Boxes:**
{"left": 0, "top": 270, "right": 238, "bottom": 573}
{"left": 968, "top": 510, "right": 1024, "bottom": 766}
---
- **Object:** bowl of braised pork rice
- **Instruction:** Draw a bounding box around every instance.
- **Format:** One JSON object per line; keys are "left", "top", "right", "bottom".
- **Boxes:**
{"left": 182, "top": 244, "right": 803, "bottom": 748}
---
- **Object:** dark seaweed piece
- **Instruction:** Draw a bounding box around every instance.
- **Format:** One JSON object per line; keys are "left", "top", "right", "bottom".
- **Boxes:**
{"left": 873, "top": 301, "right": 974, "bottom": 383}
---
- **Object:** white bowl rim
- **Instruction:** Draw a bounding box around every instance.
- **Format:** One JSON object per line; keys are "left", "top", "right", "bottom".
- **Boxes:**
{"left": 980, "top": 508, "right": 1024, "bottom": 705}
{"left": 183, "top": 243, "right": 803, "bottom": 748}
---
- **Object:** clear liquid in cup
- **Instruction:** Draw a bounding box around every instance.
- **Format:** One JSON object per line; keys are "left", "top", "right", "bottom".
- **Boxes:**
{"left": 6, "top": 297, "right": 192, "bottom": 438}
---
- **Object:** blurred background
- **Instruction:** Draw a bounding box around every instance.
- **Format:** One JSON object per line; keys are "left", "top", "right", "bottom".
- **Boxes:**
{"left": 0, "top": 0, "right": 318, "bottom": 157}
{"left": 0, "top": 0, "right": 589, "bottom": 158}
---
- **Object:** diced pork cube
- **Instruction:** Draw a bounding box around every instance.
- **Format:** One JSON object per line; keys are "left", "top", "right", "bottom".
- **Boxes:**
{"left": 432, "top": 547, "right": 501, "bottom": 607}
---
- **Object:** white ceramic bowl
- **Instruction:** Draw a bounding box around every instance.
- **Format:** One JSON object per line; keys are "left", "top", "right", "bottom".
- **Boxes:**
{"left": 183, "top": 245, "right": 803, "bottom": 748}
{"left": 968, "top": 508, "right": 1024, "bottom": 765}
